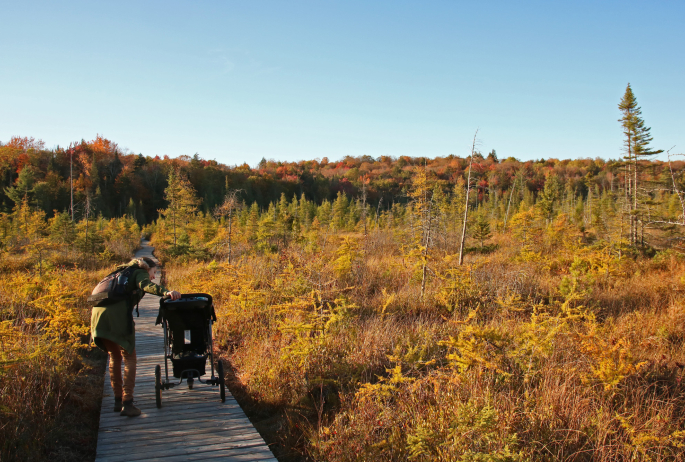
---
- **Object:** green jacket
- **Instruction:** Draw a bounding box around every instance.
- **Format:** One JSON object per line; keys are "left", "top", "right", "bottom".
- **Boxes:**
{"left": 91, "top": 264, "right": 169, "bottom": 353}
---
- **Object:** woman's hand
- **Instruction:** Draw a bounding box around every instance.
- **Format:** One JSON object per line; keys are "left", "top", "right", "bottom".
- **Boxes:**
{"left": 167, "top": 291, "right": 182, "bottom": 301}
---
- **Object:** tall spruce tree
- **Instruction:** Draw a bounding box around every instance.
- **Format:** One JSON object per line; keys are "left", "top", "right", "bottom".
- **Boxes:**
{"left": 408, "top": 165, "right": 434, "bottom": 297}
{"left": 538, "top": 174, "right": 562, "bottom": 223}
{"left": 471, "top": 209, "right": 492, "bottom": 249}
{"left": 618, "top": 84, "right": 663, "bottom": 244}
{"left": 159, "top": 169, "right": 201, "bottom": 246}
{"left": 5, "top": 166, "right": 36, "bottom": 206}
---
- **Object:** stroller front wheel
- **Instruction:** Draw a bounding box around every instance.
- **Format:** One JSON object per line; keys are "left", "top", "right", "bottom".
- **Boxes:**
{"left": 217, "top": 360, "right": 226, "bottom": 402}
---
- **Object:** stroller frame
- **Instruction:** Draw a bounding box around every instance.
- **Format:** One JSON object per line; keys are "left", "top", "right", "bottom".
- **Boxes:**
{"left": 155, "top": 293, "right": 225, "bottom": 408}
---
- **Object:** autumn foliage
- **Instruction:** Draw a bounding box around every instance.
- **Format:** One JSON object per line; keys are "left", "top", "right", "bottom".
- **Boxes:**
{"left": 3, "top": 132, "right": 685, "bottom": 460}
{"left": 151, "top": 161, "right": 685, "bottom": 460}
{"left": 0, "top": 207, "right": 141, "bottom": 460}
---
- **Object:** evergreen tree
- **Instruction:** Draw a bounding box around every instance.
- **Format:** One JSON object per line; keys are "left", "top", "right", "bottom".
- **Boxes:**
{"left": 471, "top": 209, "right": 492, "bottom": 248}
{"left": 276, "top": 193, "right": 292, "bottom": 246}
{"left": 331, "top": 192, "right": 349, "bottom": 230}
{"left": 618, "top": 84, "right": 663, "bottom": 244}
{"left": 317, "top": 200, "right": 332, "bottom": 227}
{"left": 450, "top": 179, "right": 466, "bottom": 243}
{"left": 5, "top": 166, "right": 36, "bottom": 205}
{"left": 256, "top": 210, "right": 275, "bottom": 252}
{"left": 126, "top": 198, "right": 137, "bottom": 218}
{"left": 538, "top": 174, "right": 562, "bottom": 222}
{"left": 432, "top": 184, "right": 450, "bottom": 251}
{"left": 247, "top": 202, "right": 260, "bottom": 240}
{"left": 136, "top": 200, "right": 146, "bottom": 225}
{"left": 49, "top": 210, "right": 76, "bottom": 247}
{"left": 159, "top": 169, "right": 201, "bottom": 245}
{"left": 408, "top": 166, "right": 434, "bottom": 296}
{"left": 298, "top": 193, "right": 312, "bottom": 228}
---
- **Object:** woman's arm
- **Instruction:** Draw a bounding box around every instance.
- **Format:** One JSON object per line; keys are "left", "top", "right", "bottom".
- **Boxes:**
{"left": 135, "top": 270, "right": 168, "bottom": 296}
{"left": 134, "top": 268, "right": 181, "bottom": 300}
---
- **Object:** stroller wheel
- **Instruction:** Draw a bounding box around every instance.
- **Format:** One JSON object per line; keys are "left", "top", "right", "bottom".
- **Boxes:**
{"left": 217, "top": 360, "right": 226, "bottom": 402}
{"left": 155, "top": 365, "right": 162, "bottom": 409}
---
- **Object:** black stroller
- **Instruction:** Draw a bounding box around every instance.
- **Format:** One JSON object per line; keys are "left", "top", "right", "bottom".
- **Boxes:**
{"left": 154, "top": 293, "right": 225, "bottom": 408}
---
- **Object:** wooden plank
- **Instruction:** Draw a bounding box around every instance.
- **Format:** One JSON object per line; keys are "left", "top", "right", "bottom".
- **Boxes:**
{"left": 97, "top": 410, "right": 252, "bottom": 428}
{"left": 97, "top": 446, "right": 277, "bottom": 462}
{"left": 95, "top": 421, "right": 259, "bottom": 443}
{"left": 97, "top": 411, "right": 252, "bottom": 429}
{"left": 132, "top": 450, "right": 278, "bottom": 462}
{"left": 114, "top": 391, "right": 235, "bottom": 402}
{"left": 97, "top": 432, "right": 266, "bottom": 454}
{"left": 95, "top": 422, "right": 259, "bottom": 445}
{"left": 99, "top": 398, "right": 241, "bottom": 413}
{"left": 96, "top": 426, "right": 261, "bottom": 450}
{"left": 97, "top": 432, "right": 263, "bottom": 451}
{"left": 99, "top": 399, "right": 241, "bottom": 414}
{"left": 92, "top": 435, "right": 268, "bottom": 461}
{"left": 95, "top": 242, "right": 275, "bottom": 462}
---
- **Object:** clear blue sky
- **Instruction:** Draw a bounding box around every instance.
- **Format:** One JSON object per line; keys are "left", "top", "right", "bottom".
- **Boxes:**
{"left": 1, "top": 1, "right": 683, "bottom": 165}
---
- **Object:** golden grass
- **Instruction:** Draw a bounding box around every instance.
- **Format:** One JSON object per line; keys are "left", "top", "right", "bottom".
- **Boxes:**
{"left": 0, "top": 252, "right": 116, "bottom": 461}
{"left": 160, "top": 225, "right": 685, "bottom": 461}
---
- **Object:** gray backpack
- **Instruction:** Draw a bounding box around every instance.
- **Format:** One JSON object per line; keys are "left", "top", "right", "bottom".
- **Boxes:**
{"left": 88, "top": 266, "right": 137, "bottom": 307}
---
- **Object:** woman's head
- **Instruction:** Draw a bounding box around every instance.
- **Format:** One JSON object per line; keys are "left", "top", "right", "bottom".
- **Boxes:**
{"left": 128, "top": 257, "right": 159, "bottom": 280}
{"left": 128, "top": 257, "right": 157, "bottom": 270}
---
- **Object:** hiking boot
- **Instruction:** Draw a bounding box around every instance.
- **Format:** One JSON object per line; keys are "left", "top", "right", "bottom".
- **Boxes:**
{"left": 120, "top": 400, "right": 141, "bottom": 417}
{"left": 113, "top": 397, "right": 122, "bottom": 412}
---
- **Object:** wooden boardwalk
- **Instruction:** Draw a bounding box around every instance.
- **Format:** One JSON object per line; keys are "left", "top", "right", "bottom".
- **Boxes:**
{"left": 95, "top": 242, "right": 276, "bottom": 462}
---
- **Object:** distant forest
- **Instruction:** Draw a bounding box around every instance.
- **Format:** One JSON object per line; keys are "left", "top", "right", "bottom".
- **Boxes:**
{"left": 3, "top": 134, "right": 683, "bottom": 227}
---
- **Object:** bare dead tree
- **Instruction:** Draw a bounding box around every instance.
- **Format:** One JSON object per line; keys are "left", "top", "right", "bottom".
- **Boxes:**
{"left": 361, "top": 176, "right": 369, "bottom": 240}
{"left": 375, "top": 197, "right": 383, "bottom": 225}
{"left": 82, "top": 193, "right": 96, "bottom": 268}
{"left": 623, "top": 148, "right": 685, "bottom": 251}
{"left": 70, "top": 148, "right": 74, "bottom": 222}
{"left": 420, "top": 163, "right": 433, "bottom": 298}
{"left": 458, "top": 130, "right": 478, "bottom": 266}
{"left": 667, "top": 147, "right": 685, "bottom": 226}
{"left": 214, "top": 189, "right": 243, "bottom": 264}
{"left": 503, "top": 170, "right": 519, "bottom": 232}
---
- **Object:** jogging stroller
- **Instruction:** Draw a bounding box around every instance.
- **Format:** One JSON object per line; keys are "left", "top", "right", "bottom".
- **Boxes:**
{"left": 154, "top": 293, "right": 225, "bottom": 408}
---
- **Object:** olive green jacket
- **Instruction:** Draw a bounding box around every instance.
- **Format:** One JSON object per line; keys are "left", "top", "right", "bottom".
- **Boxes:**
{"left": 91, "top": 264, "right": 169, "bottom": 353}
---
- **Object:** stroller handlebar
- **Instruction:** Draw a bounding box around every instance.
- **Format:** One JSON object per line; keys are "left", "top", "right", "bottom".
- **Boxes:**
{"left": 157, "top": 293, "right": 216, "bottom": 322}
{"left": 160, "top": 293, "right": 213, "bottom": 304}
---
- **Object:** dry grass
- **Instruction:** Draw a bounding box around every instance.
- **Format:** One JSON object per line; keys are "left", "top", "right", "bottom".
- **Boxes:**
{"left": 159, "top": 223, "right": 685, "bottom": 461}
{"left": 0, "top": 251, "right": 119, "bottom": 461}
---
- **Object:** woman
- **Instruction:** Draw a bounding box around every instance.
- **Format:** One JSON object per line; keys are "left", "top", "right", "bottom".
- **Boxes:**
{"left": 91, "top": 256, "right": 181, "bottom": 417}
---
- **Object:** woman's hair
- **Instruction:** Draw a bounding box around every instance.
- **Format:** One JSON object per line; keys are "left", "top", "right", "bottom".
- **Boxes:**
{"left": 128, "top": 257, "right": 158, "bottom": 270}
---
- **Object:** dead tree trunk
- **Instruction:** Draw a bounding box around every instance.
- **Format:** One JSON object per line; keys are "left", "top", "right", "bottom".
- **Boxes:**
{"left": 458, "top": 130, "right": 478, "bottom": 266}
{"left": 503, "top": 172, "right": 518, "bottom": 232}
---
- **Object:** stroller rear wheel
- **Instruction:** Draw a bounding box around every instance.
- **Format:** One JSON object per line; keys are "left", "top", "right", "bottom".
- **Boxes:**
{"left": 155, "top": 365, "right": 162, "bottom": 409}
{"left": 217, "top": 360, "right": 225, "bottom": 402}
